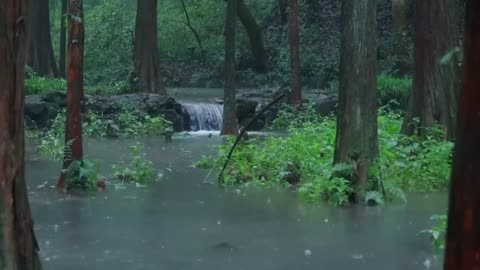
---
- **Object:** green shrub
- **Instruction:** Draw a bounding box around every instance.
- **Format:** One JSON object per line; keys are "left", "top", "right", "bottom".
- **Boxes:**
{"left": 63, "top": 158, "right": 103, "bottom": 191}
{"left": 197, "top": 105, "right": 452, "bottom": 205}
{"left": 111, "top": 142, "right": 158, "bottom": 184}
{"left": 34, "top": 108, "right": 172, "bottom": 160}
{"left": 421, "top": 214, "right": 447, "bottom": 252}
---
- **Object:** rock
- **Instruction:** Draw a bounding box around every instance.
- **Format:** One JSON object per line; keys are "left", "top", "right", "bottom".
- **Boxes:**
{"left": 313, "top": 95, "right": 338, "bottom": 116}
{"left": 40, "top": 91, "right": 66, "bottom": 107}
{"left": 85, "top": 95, "right": 122, "bottom": 115}
{"left": 25, "top": 95, "right": 59, "bottom": 128}
{"left": 236, "top": 98, "right": 257, "bottom": 123}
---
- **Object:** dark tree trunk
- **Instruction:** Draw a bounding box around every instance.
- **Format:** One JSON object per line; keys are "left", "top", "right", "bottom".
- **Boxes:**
{"left": 401, "top": 0, "right": 460, "bottom": 140}
{"left": 392, "top": 0, "right": 409, "bottom": 75}
{"left": 237, "top": 0, "right": 267, "bottom": 73}
{"left": 278, "top": 0, "right": 288, "bottom": 25}
{"left": 221, "top": 0, "right": 239, "bottom": 135}
{"left": 26, "top": 0, "right": 58, "bottom": 77}
{"left": 334, "top": 0, "right": 378, "bottom": 191}
{"left": 0, "top": 1, "right": 42, "bottom": 269}
{"left": 59, "top": 0, "right": 67, "bottom": 78}
{"left": 57, "top": 0, "right": 84, "bottom": 190}
{"left": 444, "top": 1, "right": 480, "bottom": 268}
{"left": 134, "top": 0, "right": 166, "bottom": 95}
{"left": 288, "top": 0, "right": 301, "bottom": 106}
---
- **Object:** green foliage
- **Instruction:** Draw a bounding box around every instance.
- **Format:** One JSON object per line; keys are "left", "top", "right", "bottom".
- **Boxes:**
{"left": 25, "top": 69, "right": 66, "bottom": 95}
{"left": 328, "top": 74, "right": 411, "bottom": 109}
{"left": 270, "top": 102, "right": 321, "bottom": 129}
{"left": 34, "top": 108, "right": 171, "bottom": 160}
{"left": 111, "top": 142, "right": 158, "bottom": 184}
{"left": 63, "top": 158, "right": 102, "bottom": 191}
{"left": 377, "top": 112, "right": 453, "bottom": 192}
{"left": 377, "top": 74, "right": 412, "bottom": 108}
{"left": 422, "top": 214, "right": 447, "bottom": 252}
{"left": 197, "top": 104, "right": 453, "bottom": 205}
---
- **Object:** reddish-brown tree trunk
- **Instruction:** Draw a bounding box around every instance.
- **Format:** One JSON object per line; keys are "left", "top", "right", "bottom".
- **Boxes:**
{"left": 57, "top": 0, "right": 84, "bottom": 190}
{"left": 334, "top": 0, "right": 378, "bottom": 193}
{"left": 444, "top": 1, "right": 480, "bottom": 269}
{"left": 237, "top": 0, "right": 267, "bottom": 73}
{"left": 221, "top": 0, "right": 239, "bottom": 135}
{"left": 59, "top": 0, "right": 67, "bottom": 77}
{"left": 288, "top": 0, "right": 301, "bottom": 106}
{"left": 0, "top": 1, "right": 42, "bottom": 269}
{"left": 26, "top": 0, "right": 58, "bottom": 77}
{"left": 134, "top": 0, "right": 166, "bottom": 95}
{"left": 401, "top": 0, "right": 460, "bottom": 140}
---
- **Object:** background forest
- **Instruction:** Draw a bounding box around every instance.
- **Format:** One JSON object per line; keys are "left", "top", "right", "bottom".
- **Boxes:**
{"left": 46, "top": 0, "right": 411, "bottom": 89}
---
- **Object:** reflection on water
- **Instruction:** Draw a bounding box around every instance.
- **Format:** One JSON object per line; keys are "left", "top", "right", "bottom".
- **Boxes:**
{"left": 26, "top": 134, "right": 447, "bottom": 270}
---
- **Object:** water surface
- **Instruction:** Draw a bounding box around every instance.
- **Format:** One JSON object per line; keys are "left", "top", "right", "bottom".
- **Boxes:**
{"left": 27, "top": 135, "right": 447, "bottom": 270}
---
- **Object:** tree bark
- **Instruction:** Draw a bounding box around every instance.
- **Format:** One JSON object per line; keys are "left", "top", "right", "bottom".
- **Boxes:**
{"left": 288, "top": 0, "right": 301, "bottom": 106}
{"left": 334, "top": 0, "right": 378, "bottom": 193}
{"left": 237, "top": 0, "right": 267, "bottom": 73}
{"left": 221, "top": 0, "right": 239, "bottom": 135}
{"left": 391, "top": 0, "right": 409, "bottom": 75}
{"left": 59, "top": 0, "right": 67, "bottom": 78}
{"left": 134, "top": 0, "right": 166, "bottom": 95}
{"left": 26, "top": 0, "right": 58, "bottom": 77}
{"left": 400, "top": 0, "right": 460, "bottom": 140}
{"left": 444, "top": 1, "right": 480, "bottom": 268}
{"left": 57, "top": 0, "right": 84, "bottom": 190}
{"left": 0, "top": 1, "right": 42, "bottom": 269}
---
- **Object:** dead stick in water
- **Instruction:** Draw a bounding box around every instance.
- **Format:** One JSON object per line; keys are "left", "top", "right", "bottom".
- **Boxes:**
{"left": 218, "top": 93, "right": 287, "bottom": 182}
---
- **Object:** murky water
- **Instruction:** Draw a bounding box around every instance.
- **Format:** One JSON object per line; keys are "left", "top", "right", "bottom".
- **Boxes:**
{"left": 26, "top": 135, "right": 447, "bottom": 270}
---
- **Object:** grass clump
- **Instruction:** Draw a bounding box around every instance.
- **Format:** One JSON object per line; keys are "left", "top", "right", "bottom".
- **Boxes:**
{"left": 196, "top": 104, "right": 452, "bottom": 206}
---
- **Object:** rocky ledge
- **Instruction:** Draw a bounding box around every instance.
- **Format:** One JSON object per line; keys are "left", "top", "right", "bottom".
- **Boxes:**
{"left": 25, "top": 90, "right": 338, "bottom": 132}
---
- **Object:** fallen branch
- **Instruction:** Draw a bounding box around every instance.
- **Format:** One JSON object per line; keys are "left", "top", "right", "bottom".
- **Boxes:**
{"left": 218, "top": 92, "right": 287, "bottom": 182}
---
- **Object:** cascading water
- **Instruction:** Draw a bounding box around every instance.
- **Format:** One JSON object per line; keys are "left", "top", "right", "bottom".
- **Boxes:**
{"left": 182, "top": 102, "right": 223, "bottom": 131}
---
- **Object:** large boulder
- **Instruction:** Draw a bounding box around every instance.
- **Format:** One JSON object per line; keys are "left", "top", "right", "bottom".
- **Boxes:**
{"left": 236, "top": 98, "right": 258, "bottom": 123}
{"left": 25, "top": 95, "right": 60, "bottom": 128}
{"left": 313, "top": 94, "right": 337, "bottom": 116}
{"left": 40, "top": 91, "right": 66, "bottom": 107}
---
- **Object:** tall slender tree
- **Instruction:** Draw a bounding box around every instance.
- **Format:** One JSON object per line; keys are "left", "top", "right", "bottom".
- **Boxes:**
{"left": 333, "top": 0, "right": 378, "bottom": 196}
{"left": 288, "top": 0, "right": 301, "bottom": 105}
{"left": 401, "top": 0, "right": 460, "bottom": 140}
{"left": 59, "top": 0, "right": 67, "bottom": 77}
{"left": 134, "top": 0, "right": 166, "bottom": 95}
{"left": 444, "top": 1, "right": 480, "bottom": 268}
{"left": 0, "top": 1, "right": 42, "bottom": 269}
{"left": 221, "top": 0, "right": 239, "bottom": 135}
{"left": 27, "top": 0, "right": 58, "bottom": 77}
{"left": 57, "top": 0, "right": 85, "bottom": 190}
{"left": 391, "top": 0, "right": 409, "bottom": 75}
{"left": 237, "top": 0, "right": 267, "bottom": 73}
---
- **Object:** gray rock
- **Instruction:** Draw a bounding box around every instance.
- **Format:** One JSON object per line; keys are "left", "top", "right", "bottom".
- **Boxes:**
{"left": 25, "top": 95, "right": 59, "bottom": 127}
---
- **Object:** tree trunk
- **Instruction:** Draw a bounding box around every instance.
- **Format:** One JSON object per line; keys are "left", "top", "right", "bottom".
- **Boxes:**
{"left": 0, "top": 1, "right": 42, "bottom": 269}
{"left": 59, "top": 0, "right": 67, "bottom": 78}
{"left": 27, "top": 0, "right": 58, "bottom": 77}
{"left": 288, "top": 0, "right": 301, "bottom": 106}
{"left": 237, "top": 0, "right": 267, "bottom": 73}
{"left": 333, "top": 0, "right": 378, "bottom": 194}
{"left": 391, "top": 0, "right": 409, "bottom": 75}
{"left": 221, "top": 0, "right": 239, "bottom": 135}
{"left": 444, "top": 1, "right": 480, "bottom": 268}
{"left": 57, "top": 0, "right": 84, "bottom": 190}
{"left": 278, "top": 0, "right": 288, "bottom": 25}
{"left": 134, "top": 0, "right": 166, "bottom": 95}
{"left": 400, "top": 0, "right": 460, "bottom": 140}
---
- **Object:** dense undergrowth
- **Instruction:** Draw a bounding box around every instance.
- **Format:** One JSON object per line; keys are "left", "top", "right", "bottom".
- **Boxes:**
{"left": 196, "top": 104, "right": 452, "bottom": 206}
{"left": 27, "top": 106, "right": 170, "bottom": 191}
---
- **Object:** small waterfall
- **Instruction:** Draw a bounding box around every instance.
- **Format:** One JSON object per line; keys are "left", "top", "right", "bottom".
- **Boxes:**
{"left": 182, "top": 102, "right": 223, "bottom": 131}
